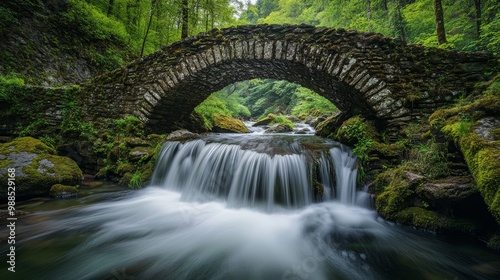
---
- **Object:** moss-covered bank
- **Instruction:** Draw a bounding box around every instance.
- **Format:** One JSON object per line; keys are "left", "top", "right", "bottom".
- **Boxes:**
{"left": 430, "top": 78, "right": 500, "bottom": 225}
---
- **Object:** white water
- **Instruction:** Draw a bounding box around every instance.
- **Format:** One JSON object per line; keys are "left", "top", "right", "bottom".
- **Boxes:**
{"left": 14, "top": 134, "right": 500, "bottom": 280}
{"left": 151, "top": 137, "right": 359, "bottom": 209}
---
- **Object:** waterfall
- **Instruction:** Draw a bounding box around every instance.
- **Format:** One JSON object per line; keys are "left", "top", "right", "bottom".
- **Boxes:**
{"left": 19, "top": 135, "right": 498, "bottom": 280}
{"left": 151, "top": 137, "right": 360, "bottom": 209}
{"left": 330, "top": 146, "right": 358, "bottom": 204}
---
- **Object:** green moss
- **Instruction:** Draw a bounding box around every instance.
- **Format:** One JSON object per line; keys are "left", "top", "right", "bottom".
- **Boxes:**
{"left": 394, "top": 207, "right": 442, "bottom": 231}
{"left": 430, "top": 95, "right": 500, "bottom": 124}
{"left": 371, "top": 142, "right": 403, "bottom": 157}
{"left": 21, "top": 155, "right": 83, "bottom": 189}
{"left": 430, "top": 94, "right": 500, "bottom": 225}
{"left": 116, "top": 162, "right": 136, "bottom": 176}
{"left": 253, "top": 113, "right": 277, "bottom": 126}
{"left": 89, "top": 117, "right": 162, "bottom": 188}
{"left": 213, "top": 113, "right": 249, "bottom": 133}
{"left": 392, "top": 207, "right": 477, "bottom": 234}
{"left": 270, "top": 115, "right": 295, "bottom": 128}
{"left": 0, "top": 137, "right": 56, "bottom": 155}
{"left": 374, "top": 168, "right": 415, "bottom": 217}
{"left": 49, "top": 184, "right": 79, "bottom": 198}
{"left": 0, "top": 137, "right": 82, "bottom": 199}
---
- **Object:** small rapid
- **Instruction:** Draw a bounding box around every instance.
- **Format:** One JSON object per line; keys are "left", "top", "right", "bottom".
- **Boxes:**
{"left": 6, "top": 132, "right": 500, "bottom": 280}
{"left": 151, "top": 134, "right": 359, "bottom": 210}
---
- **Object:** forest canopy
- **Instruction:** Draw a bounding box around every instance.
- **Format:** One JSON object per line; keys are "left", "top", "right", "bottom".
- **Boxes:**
{"left": 19, "top": 0, "right": 497, "bottom": 57}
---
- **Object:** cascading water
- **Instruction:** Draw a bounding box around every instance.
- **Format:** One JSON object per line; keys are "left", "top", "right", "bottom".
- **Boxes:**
{"left": 8, "top": 133, "right": 500, "bottom": 280}
{"left": 150, "top": 135, "right": 359, "bottom": 210}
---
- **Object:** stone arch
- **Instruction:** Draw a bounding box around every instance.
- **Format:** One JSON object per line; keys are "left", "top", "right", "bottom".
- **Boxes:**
{"left": 82, "top": 24, "right": 491, "bottom": 135}
{"left": 131, "top": 39, "right": 406, "bottom": 133}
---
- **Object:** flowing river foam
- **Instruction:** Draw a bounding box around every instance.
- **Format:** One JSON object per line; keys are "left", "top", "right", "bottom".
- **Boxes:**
{"left": 2, "top": 132, "right": 500, "bottom": 280}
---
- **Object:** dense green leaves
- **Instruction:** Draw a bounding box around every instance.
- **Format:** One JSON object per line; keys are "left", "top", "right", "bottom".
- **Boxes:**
{"left": 196, "top": 79, "right": 338, "bottom": 123}
{"left": 249, "top": 0, "right": 499, "bottom": 53}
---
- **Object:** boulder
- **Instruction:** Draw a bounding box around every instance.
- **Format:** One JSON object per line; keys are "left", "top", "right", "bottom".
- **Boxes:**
{"left": 212, "top": 113, "right": 249, "bottom": 133}
{"left": 418, "top": 176, "right": 476, "bottom": 203}
{"left": 166, "top": 129, "right": 199, "bottom": 141}
{"left": 129, "top": 147, "right": 155, "bottom": 162}
{"left": 265, "top": 123, "right": 293, "bottom": 133}
{"left": 0, "top": 137, "right": 82, "bottom": 200}
{"left": 49, "top": 184, "right": 79, "bottom": 198}
{"left": 253, "top": 114, "right": 276, "bottom": 127}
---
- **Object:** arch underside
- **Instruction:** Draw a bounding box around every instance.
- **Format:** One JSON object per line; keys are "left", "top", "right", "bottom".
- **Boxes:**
{"left": 140, "top": 58, "right": 387, "bottom": 133}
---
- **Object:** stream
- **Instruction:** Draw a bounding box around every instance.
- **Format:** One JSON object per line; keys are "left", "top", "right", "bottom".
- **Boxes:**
{"left": 1, "top": 127, "right": 500, "bottom": 279}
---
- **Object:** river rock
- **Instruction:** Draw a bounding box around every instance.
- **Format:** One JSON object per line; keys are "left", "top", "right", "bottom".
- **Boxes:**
{"left": 212, "top": 113, "right": 249, "bottom": 133}
{"left": 294, "top": 127, "right": 312, "bottom": 134}
{"left": 49, "top": 184, "right": 79, "bottom": 198}
{"left": 253, "top": 114, "right": 275, "bottom": 126}
{"left": 166, "top": 129, "right": 199, "bottom": 141}
{"left": 0, "top": 137, "right": 82, "bottom": 200}
{"left": 474, "top": 117, "right": 500, "bottom": 142}
{"left": 265, "top": 123, "right": 293, "bottom": 133}
{"left": 418, "top": 176, "right": 476, "bottom": 202}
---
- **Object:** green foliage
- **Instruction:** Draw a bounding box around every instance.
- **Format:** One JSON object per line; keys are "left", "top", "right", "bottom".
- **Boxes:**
{"left": 113, "top": 116, "right": 144, "bottom": 138}
{"left": 62, "top": 0, "right": 129, "bottom": 43}
{"left": 270, "top": 115, "right": 294, "bottom": 128}
{"left": 194, "top": 95, "right": 232, "bottom": 129}
{"left": 128, "top": 170, "right": 143, "bottom": 189}
{"left": 291, "top": 87, "right": 337, "bottom": 117}
{"left": 60, "top": 85, "right": 97, "bottom": 141}
{"left": 214, "top": 90, "right": 251, "bottom": 118}
{"left": 336, "top": 116, "right": 374, "bottom": 163}
{"left": 0, "top": 74, "right": 25, "bottom": 105}
{"left": 203, "top": 79, "right": 337, "bottom": 120}
{"left": 19, "top": 119, "right": 50, "bottom": 137}
{"left": 251, "top": 0, "right": 500, "bottom": 53}
{"left": 402, "top": 140, "right": 450, "bottom": 179}
{"left": 484, "top": 75, "right": 500, "bottom": 96}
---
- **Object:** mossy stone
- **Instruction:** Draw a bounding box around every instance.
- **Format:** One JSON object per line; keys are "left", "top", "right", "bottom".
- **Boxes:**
{"left": 212, "top": 113, "right": 249, "bottom": 133}
{"left": 253, "top": 113, "right": 276, "bottom": 126}
{"left": 0, "top": 136, "right": 56, "bottom": 155}
{"left": 49, "top": 184, "right": 79, "bottom": 198}
{"left": 393, "top": 207, "right": 477, "bottom": 234}
{"left": 430, "top": 94, "right": 500, "bottom": 225}
{"left": 0, "top": 137, "right": 82, "bottom": 200}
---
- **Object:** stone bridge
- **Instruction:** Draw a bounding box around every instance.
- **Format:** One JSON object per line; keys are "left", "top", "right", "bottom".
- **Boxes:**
{"left": 81, "top": 24, "right": 493, "bottom": 135}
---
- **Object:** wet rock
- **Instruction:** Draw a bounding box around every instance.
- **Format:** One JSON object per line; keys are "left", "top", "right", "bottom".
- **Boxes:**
{"left": 253, "top": 114, "right": 275, "bottom": 126}
{"left": 294, "top": 128, "right": 310, "bottom": 134}
{"left": 212, "top": 113, "right": 249, "bottom": 133}
{"left": 124, "top": 137, "right": 150, "bottom": 147}
{"left": 49, "top": 184, "right": 79, "bottom": 198}
{"left": 265, "top": 123, "right": 293, "bottom": 133}
{"left": 418, "top": 176, "right": 476, "bottom": 202}
{"left": 129, "top": 147, "right": 154, "bottom": 162}
{"left": 166, "top": 129, "right": 199, "bottom": 141}
{"left": 0, "top": 137, "right": 82, "bottom": 200}
{"left": 474, "top": 117, "right": 500, "bottom": 142}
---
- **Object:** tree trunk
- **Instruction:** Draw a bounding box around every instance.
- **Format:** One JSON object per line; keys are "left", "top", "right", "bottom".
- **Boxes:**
{"left": 367, "top": 0, "right": 373, "bottom": 32}
{"left": 392, "top": 0, "right": 406, "bottom": 42}
{"left": 141, "top": 0, "right": 157, "bottom": 57}
{"left": 473, "top": 0, "right": 481, "bottom": 39}
{"left": 107, "top": 0, "right": 115, "bottom": 17}
{"left": 433, "top": 0, "right": 447, "bottom": 44}
{"left": 181, "top": 0, "right": 189, "bottom": 39}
